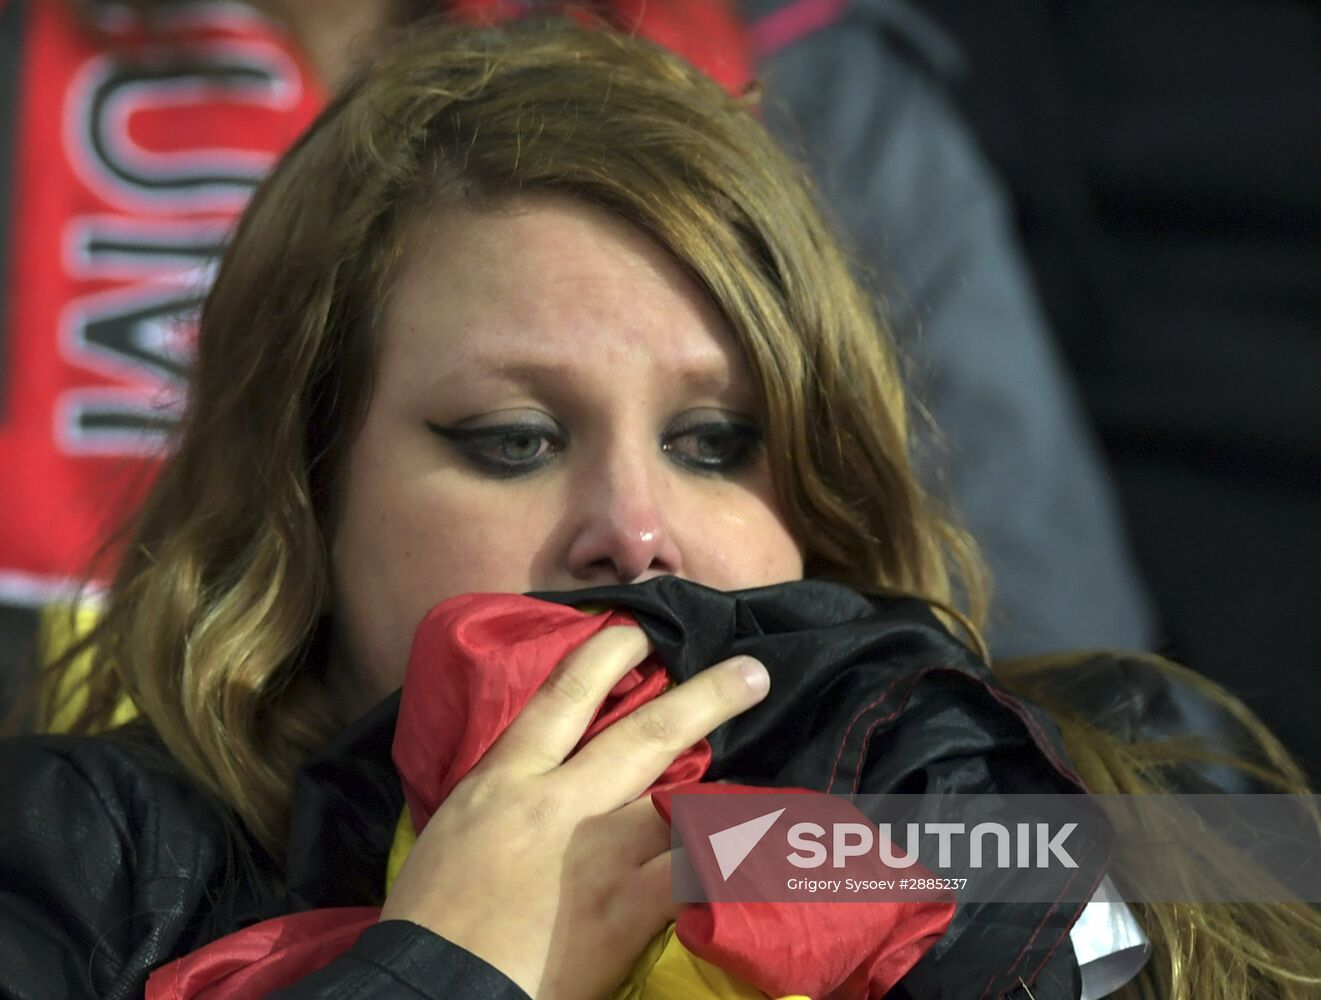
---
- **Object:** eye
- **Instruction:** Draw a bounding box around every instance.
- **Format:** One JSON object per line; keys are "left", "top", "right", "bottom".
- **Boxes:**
{"left": 426, "top": 419, "right": 566, "bottom": 478}
{"left": 662, "top": 414, "right": 764, "bottom": 474}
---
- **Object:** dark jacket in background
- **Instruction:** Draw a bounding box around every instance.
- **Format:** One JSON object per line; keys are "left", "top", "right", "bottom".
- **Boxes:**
{"left": 747, "top": 0, "right": 1156, "bottom": 657}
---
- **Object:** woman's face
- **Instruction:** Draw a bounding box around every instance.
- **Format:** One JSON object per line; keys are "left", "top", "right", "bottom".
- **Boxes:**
{"left": 328, "top": 195, "right": 805, "bottom": 703}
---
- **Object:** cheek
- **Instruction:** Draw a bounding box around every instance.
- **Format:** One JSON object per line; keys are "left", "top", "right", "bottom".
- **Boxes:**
{"left": 329, "top": 458, "right": 551, "bottom": 698}
{"left": 688, "top": 489, "right": 805, "bottom": 588}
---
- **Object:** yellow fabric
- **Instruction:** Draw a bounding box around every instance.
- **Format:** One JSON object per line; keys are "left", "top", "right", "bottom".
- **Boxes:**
{"left": 384, "top": 805, "right": 416, "bottom": 895}
{"left": 385, "top": 808, "right": 809, "bottom": 1000}
{"left": 610, "top": 923, "right": 808, "bottom": 1000}
{"left": 39, "top": 601, "right": 137, "bottom": 732}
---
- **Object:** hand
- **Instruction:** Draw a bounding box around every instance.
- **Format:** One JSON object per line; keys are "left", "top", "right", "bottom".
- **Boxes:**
{"left": 378, "top": 626, "right": 770, "bottom": 1000}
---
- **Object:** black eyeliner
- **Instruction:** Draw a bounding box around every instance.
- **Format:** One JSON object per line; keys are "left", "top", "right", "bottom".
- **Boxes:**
{"left": 662, "top": 419, "right": 764, "bottom": 473}
{"left": 426, "top": 420, "right": 565, "bottom": 478}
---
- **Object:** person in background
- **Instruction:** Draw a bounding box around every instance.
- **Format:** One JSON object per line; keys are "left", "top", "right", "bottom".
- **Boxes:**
{"left": 746, "top": 0, "right": 1154, "bottom": 656}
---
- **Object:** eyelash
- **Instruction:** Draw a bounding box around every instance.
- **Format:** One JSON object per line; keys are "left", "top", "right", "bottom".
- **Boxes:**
{"left": 427, "top": 422, "right": 566, "bottom": 479}
{"left": 426, "top": 419, "right": 764, "bottom": 478}
{"left": 662, "top": 421, "right": 764, "bottom": 474}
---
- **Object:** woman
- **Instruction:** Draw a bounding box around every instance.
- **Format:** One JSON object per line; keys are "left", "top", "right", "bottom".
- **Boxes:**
{"left": 0, "top": 0, "right": 1152, "bottom": 695}
{"left": 2, "top": 17, "right": 1317, "bottom": 1000}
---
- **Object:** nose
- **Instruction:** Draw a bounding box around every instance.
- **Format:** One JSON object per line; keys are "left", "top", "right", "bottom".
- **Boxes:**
{"left": 565, "top": 449, "right": 683, "bottom": 585}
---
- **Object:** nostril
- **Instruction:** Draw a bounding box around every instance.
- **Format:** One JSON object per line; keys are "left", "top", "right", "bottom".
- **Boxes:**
{"left": 565, "top": 514, "right": 679, "bottom": 584}
{"left": 576, "top": 553, "right": 665, "bottom": 585}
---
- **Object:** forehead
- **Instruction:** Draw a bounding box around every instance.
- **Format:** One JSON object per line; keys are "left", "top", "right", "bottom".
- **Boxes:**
{"left": 378, "top": 195, "right": 756, "bottom": 394}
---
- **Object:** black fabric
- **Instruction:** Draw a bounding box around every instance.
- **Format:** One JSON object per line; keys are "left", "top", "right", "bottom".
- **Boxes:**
{"left": 534, "top": 577, "right": 1094, "bottom": 998}
{"left": 267, "top": 922, "right": 534, "bottom": 999}
{"left": 285, "top": 691, "right": 405, "bottom": 911}
{"left": 4, "top": 578, "right": 1222, "bottom": 998}
{"left": 0, "top": 603, "right": 37, "bottom": 723}
{"left": 0, "top": 707, "right": 525, "bottom": 1000}
{"left": 539, "top": 578, "right": 1085, "bottom": 794}
{"left": 0, "top": 728, "right": 272, "bottom": 1000}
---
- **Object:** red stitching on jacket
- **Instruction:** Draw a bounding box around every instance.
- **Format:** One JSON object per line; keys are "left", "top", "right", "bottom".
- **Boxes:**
{"left": 978, "top": 839, "right": 1103, "bottom": 999}
{"left": 847, "top": 674, "right": 927, "bottom": 793}
{"left": 824, "top": 668, "right": 919, "bottom": 790}
{"left": 983, "top": 683, "right": 1087, "bottom": 789}
{"left": 824, "top": 663, "right": 1101, "bottom": 996}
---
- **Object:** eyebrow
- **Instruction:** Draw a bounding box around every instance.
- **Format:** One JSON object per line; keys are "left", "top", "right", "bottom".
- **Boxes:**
{"left": 433, "top": 355, "right": 753, "bottom": 395}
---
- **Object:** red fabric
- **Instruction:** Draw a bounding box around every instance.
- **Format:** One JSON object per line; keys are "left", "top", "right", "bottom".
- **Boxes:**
{"left": 747, "top": 0, "right": 848, "bottom": 58}
{"left": 0, "top": 2, "right": 325, "bottom": 601}
{"left": 147, "top": 594, "right": 953, "bottom": 999}
{"left": 146, "top": 909, "right": 378, "bottom": 1000}
{"left": 450, "top": 1, "right": 755, "bottom": 95}
{"left": 0, "top": 0, "right": 749, "bottom": 603}
{"left": 653, "top": 784, "right": 954, "bottom": 999}
{"left": 394, "top": 593, "right": 709, "bottom": 826}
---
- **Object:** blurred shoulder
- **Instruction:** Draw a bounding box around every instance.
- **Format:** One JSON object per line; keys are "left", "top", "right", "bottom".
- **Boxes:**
{"left": 0, "top": 725, "right": 245, "bottom": 880}
{"left": 999, "top": 651, "right": 1287, "bottom": 793}
{"left": 3, "top": 726, "right": 209, "bottom": 818}
{"left": 0, "top": 727, "right": 267, "bottom": 996}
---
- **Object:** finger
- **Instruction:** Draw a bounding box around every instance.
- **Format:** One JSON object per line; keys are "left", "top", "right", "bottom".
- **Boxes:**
{"left": 478, "top": 625, "right": 652, "bottom": 776}
{"left": 556, "top": 654, "right": 769, "bottom": 809}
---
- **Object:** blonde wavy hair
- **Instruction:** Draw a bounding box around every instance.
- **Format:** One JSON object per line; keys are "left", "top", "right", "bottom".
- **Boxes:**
{"left": 31, "top": 17, "right": 1320, "bottom": 998}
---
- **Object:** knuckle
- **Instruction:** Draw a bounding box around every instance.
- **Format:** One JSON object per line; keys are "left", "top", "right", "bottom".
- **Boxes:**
{"left": 541, "top": 664, "right": 594, "bottom": 708}
{"left": 627, "top": 707, "right": 677, "bottom": 748}
{"left": 499, "top": 733, "right": 562, "bottom": 775}
{"left": 600, "top": 623, "right": 648, "bottom": 648}
{"left": 600, "top": 888, "right": 635, "bottom": 925}
{"left": 707, "top": 666, "right": 745, "bottom": 711}
{"left": 452, "top": 769, "right": 511, "bottom": 812}
{"left": 520, "top": 793, "right": 563, "bottom": 832}
{"left": 592, "top": 625, "right": 650, "bottom": 664}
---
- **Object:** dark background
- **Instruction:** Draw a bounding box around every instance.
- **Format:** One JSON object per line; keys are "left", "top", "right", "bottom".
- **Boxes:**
{"left": 920, "top": 0, "right": 1321, "bottom": 777}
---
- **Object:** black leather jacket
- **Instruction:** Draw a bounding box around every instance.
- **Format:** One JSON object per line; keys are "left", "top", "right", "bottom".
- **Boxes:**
{"left": 0, "top": 707, "right": 528, "bottom": 1000}
{"left": 0, "top": 581, "right": 1262, "bottom": 1000}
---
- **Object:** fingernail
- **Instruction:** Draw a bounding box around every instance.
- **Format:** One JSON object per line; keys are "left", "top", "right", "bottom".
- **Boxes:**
{"left": 737, "top": 657, "right": 769, "bottom": 694}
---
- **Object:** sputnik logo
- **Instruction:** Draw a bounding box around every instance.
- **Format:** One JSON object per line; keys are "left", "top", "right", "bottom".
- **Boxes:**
{"left": 707, "top": 808, "right": 786, "bottom": 881}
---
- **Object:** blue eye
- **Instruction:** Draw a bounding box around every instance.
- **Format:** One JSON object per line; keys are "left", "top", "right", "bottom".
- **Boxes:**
{"left": 662, "top": 419, "right": 764, "bottom": 473}
{"left": 427, "top": 421, "right": 565, "bottom": 477}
